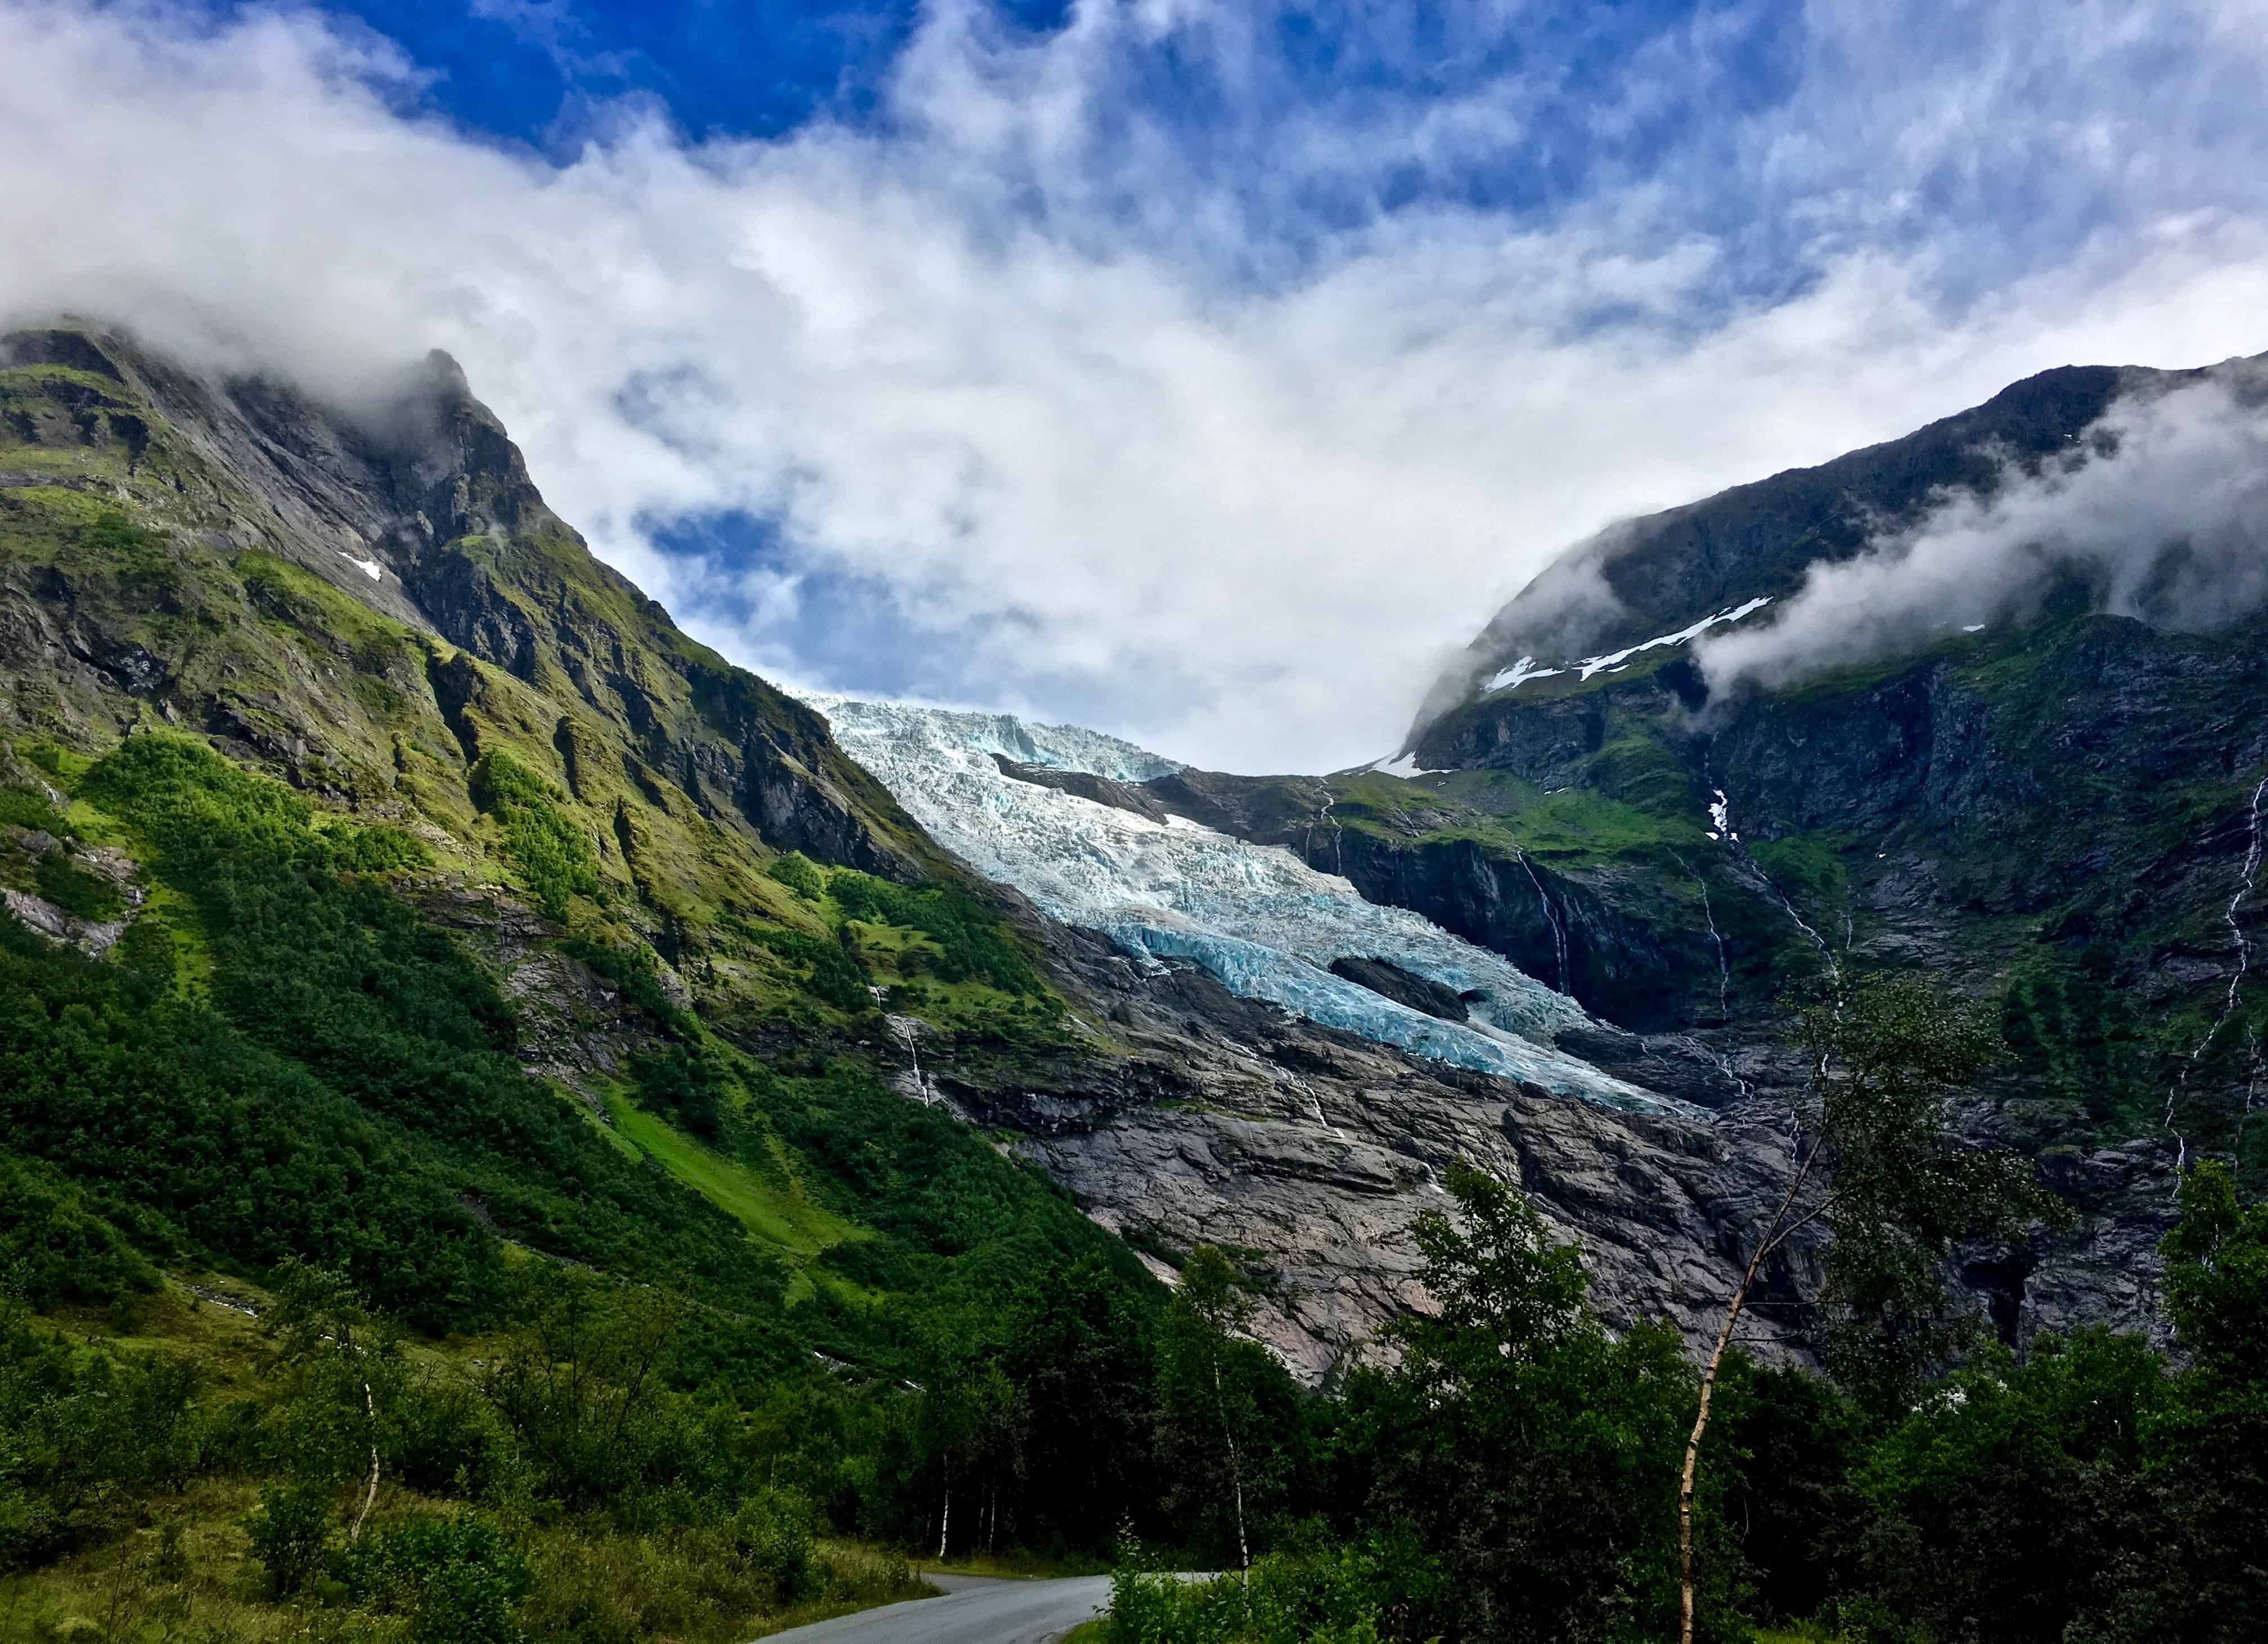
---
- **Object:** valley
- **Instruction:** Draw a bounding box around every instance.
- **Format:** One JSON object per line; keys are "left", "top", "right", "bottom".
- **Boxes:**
{"left": 3, "top": 322, "right": 2264, "bottom": 1644}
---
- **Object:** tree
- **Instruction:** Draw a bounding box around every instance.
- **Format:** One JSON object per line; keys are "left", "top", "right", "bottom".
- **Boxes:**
{"left": 265, "top": 1260, "right": 397, "bottom": 1546}
{"left": 1379, "top": 1166, "right": 1693, "bottom": 1644}
{"left": 1158, "top": 1246, "right": 1271, "bottom": 1573}
{"left": 1676, "top": 974, "right": 2062, "bottom": 1644}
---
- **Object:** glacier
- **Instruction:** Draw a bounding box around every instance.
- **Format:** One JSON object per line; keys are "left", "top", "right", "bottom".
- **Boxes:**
{"left": 802, "top": 695, "right": 1684, "bottom": 1115}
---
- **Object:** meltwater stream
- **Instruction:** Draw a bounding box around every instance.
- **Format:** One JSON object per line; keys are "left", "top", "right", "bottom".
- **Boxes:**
{"left": 802, "top": 695, "right": 1682, "bottom": 1115}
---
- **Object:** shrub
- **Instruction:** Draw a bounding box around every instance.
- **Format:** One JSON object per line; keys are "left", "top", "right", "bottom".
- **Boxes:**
{"left": 766, "top": 852, "right": 824, "bottom": 900}
{"left": 730, "top": 1486, "right": 818, "bottom": 1605}
{"left": 31, "top": 852, "right": 122, "bottom": 921}
{"left": 341, "top": 1512, "right": 532, "bottom": 1644}
{"left": 0, "top": 788, "right": 68, "bottom": 835}
{"left": 0, "top": 1151, "right": 158, "bottom": 1308}
{"left": 829, "top": 872, "right": 1041, "bottom": 996}
{"left": 472, "top": 751, "right": 600, "bottom": 921}
{"left": 246, "top": 1482, "right": 334, "bottom": 1597}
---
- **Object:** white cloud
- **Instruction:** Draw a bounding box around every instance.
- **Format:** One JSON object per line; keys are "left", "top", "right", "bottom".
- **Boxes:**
{"left": 3, "top": 0, "right": 2268, "bottom": 770}
{"left": 1694, "top": 367, "right": 2268, "bottom": 695}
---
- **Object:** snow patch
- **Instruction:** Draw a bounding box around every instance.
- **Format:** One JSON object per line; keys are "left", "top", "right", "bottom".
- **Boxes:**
{"left": 1366, "top": 752, "right": 1447, "bottom": 779}
{"left": 1484, "top": 597, "right": 1772, "bottom": 694}
{"left": 338, "top": 551, "right": 384, "bottom": 581}
{"left": 800, "top": 692, "right": 1685, "bottom": 1115}
{"left": 1483, "top": 655, "right": 1565, "bottom": 693}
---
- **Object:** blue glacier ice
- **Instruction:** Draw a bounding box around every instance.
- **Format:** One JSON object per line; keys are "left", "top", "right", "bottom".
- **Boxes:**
{"left": 802, "top": 694, "right": 1684, "bottom": 1115}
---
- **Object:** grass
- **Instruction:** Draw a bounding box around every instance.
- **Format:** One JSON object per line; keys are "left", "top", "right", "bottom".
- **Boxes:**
{"left": 600, "top": 1092, "right": 881, "bottom": 1307}
{"left": 602, "top": 1095, "right": 866, "bottom": 1259}
{"left": 914, "top": 1548, "right": 1110, "bottom": 1579}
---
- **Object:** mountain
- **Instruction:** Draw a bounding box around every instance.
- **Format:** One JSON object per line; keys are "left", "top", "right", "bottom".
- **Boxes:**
{"left": 0, "top": 323, "right": 1820, "bottom": 1384}
{"left": 1135, "top": 353, "right": 2268, "bottom": 1348}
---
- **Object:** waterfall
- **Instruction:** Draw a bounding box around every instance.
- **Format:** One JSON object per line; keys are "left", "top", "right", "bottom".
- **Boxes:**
{"left": 1515, "top": 849, "right": 1571, "bottom": 994}
{"left": 2164, "top": 775, "right": 2268, "bottom": 1168}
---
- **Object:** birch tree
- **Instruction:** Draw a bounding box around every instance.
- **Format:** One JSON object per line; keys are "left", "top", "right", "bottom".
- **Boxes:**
{"left": 1676, "top": 974, "right": 2061, "bottom": 1644}
{"left": 1158, "top": 1246, "right": 1269, "bottom": 1574}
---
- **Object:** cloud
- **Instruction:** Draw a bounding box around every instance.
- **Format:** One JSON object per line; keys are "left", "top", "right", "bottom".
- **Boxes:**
{"left": 1693, "top": 365, "right": 2268, "bottom": 695}
{"left": 3, "top": 1, "right": 2268, "bottom": 770}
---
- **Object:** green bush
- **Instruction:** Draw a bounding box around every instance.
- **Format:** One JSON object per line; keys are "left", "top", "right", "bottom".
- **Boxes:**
{"left": 246, "top": 1482, "right": 334, "bottom": 1597}
{"left": 1108, "top": 1548, "right": 1407, "bottom": 1644}
{"left": 31, "top": 852, "right": 122, "bottom": 921}
{"left": 0, "top": 1308, "right": 202, "bottom": 1570}
{"left": 829, "top": 872, "right": 1041, "bottom": 996}
{"left": 472, "top": 750, "right": 600, "bottom": 921}
{"left": 742, "top": 924, "right": 872, "bottom": 1012}
{"left": 341, "top": 1512, "right": 533, "bottom": 1644}
{"left": 0, "top": 1150, "right": 158, "bottom": 1308}
{"left": 729, "top": 1485, "right": 818, "bottom": 1604}
{"left": 0, "top": 788, "right": 68, "bottom": 835}
{"left": 766, "top": 852, "right": 825, "bottom": 900}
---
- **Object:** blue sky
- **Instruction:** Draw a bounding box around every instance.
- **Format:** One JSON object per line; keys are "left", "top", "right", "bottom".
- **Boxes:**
{"left": 6, "top": 1, "right": 2268, "bottom": 767}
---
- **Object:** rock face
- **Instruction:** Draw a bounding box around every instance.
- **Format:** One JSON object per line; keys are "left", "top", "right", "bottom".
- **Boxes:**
{"left": 0, "top": 326, "right": 935, "bottom": 885}
{"left": 932, "top": 921, "right": 1817, "bottom": 1384}
{"left": 991, "top": 754, "right": 1171, "bottom": 823}
{"left": 1329, "top": 955, "right": 1470, "bottom": 1021}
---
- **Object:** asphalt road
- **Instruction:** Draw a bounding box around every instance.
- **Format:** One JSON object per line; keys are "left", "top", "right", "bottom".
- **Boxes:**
{"left": 760, "top": 1573, "right": 1113, "bottom": 1644}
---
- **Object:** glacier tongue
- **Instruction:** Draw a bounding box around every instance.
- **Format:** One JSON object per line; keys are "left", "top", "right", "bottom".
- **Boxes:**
{"left": 803, "top": 695, "right": 1684, "bottom": 1116}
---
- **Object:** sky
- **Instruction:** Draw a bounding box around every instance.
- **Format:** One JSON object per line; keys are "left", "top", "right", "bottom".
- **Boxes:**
{"left": 4, "top": 1, "right": 2268, "bottom": 771}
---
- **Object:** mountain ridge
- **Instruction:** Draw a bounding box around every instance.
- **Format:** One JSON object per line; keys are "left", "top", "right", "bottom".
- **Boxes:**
{"left": 0, "top": 320, "right": 1840, "bottom": 1384}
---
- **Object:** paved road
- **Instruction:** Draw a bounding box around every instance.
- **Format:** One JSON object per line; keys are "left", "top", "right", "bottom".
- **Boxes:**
{"left": 762, "top": 1574, "right": 1112, "bottom": 1644}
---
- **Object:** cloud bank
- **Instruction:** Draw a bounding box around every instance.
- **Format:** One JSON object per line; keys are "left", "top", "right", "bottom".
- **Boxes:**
{"left": 1694, "top": 367, "right": 2268, "bottom": 695}
{"left": 4, "top": 1, "right": 2268, "bottom": 769}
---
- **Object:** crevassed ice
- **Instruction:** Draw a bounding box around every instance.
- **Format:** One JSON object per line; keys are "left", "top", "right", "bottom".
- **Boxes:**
{"left": 802, "top": 693, "right": 1682, "bottom": 1115}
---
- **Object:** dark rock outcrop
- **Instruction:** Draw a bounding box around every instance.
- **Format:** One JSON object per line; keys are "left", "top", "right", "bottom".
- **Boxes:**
{"left": 1329, "top": 954, "right": 1469, "bottom": 1021}
{"left": 992, "top": 754, "right": 1170, "bottom": 822}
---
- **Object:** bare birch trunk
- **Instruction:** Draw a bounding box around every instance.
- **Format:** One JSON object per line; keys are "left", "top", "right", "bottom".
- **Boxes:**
{"left": 1213, "top": 1359, "right": 1249, "bottom": 1575}
{"left": 1680, "top": 1150, "right": 1818, "bottom": 1644}
{"left": 350, "top": 1377, "right": 379, "bottom": 1543}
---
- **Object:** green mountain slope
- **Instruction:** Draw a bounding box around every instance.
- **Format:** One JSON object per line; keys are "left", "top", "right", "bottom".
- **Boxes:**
{"left": 0, "top": 323, "right": 1147, "bottom": 1366}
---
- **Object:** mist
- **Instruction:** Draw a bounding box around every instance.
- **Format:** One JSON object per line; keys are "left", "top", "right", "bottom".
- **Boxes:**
{"left": 1693, "top": 366, "right": 2268, "bottom": 697}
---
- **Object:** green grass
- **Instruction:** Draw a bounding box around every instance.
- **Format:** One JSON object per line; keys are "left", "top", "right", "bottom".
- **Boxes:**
{"left": 602, "top": 1093, "right": 867, "bottom": 1261}
{"left": 0, "top": 362, "right": 129, "bottom": 399}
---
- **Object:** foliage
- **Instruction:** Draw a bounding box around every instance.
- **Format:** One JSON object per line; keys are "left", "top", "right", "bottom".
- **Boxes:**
{"left": 3, "top": 735, "right": 776, "bottom": 1327}
{"left": 1793, "top": 975, "right": 2067, "bottom": 1415}
{"left": 739, "top": 922, "right": 874, "bottom": 1013}
{"left": 472, "top": 751, "right": 600, "bottom": 921}
{"left": 1157, "top": 1250, "right": 1298, "bottom": 1571}
{"left": 0, "top": 1152, "right": 158, "bottom": 1310}
{"left": 2157, "top": 1159, "right": 2268, "bottom": 1379}
{"left": 1351, "top": 1166, "right": 1703, "bottom": 1644}
{"left": 339, "top": 1513, "right": 532, "bottom": 1644}
{"left": 830, "top": 871, "right": 1042, "bottom": 996}
{"left": 766, "top": 852, "right": 825, "bottom": 900}
{"left": 0, "top": 789, "right": 69, "bottom": 835}
{"left": 1109, "top": 1541, "right": 1427, "bottom": 1644}
{"left": 0, "top": 1304, "right": 201, "bottom": 1571}
{"left": 29, "top": 852, "right": 120, "bottom": 921}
